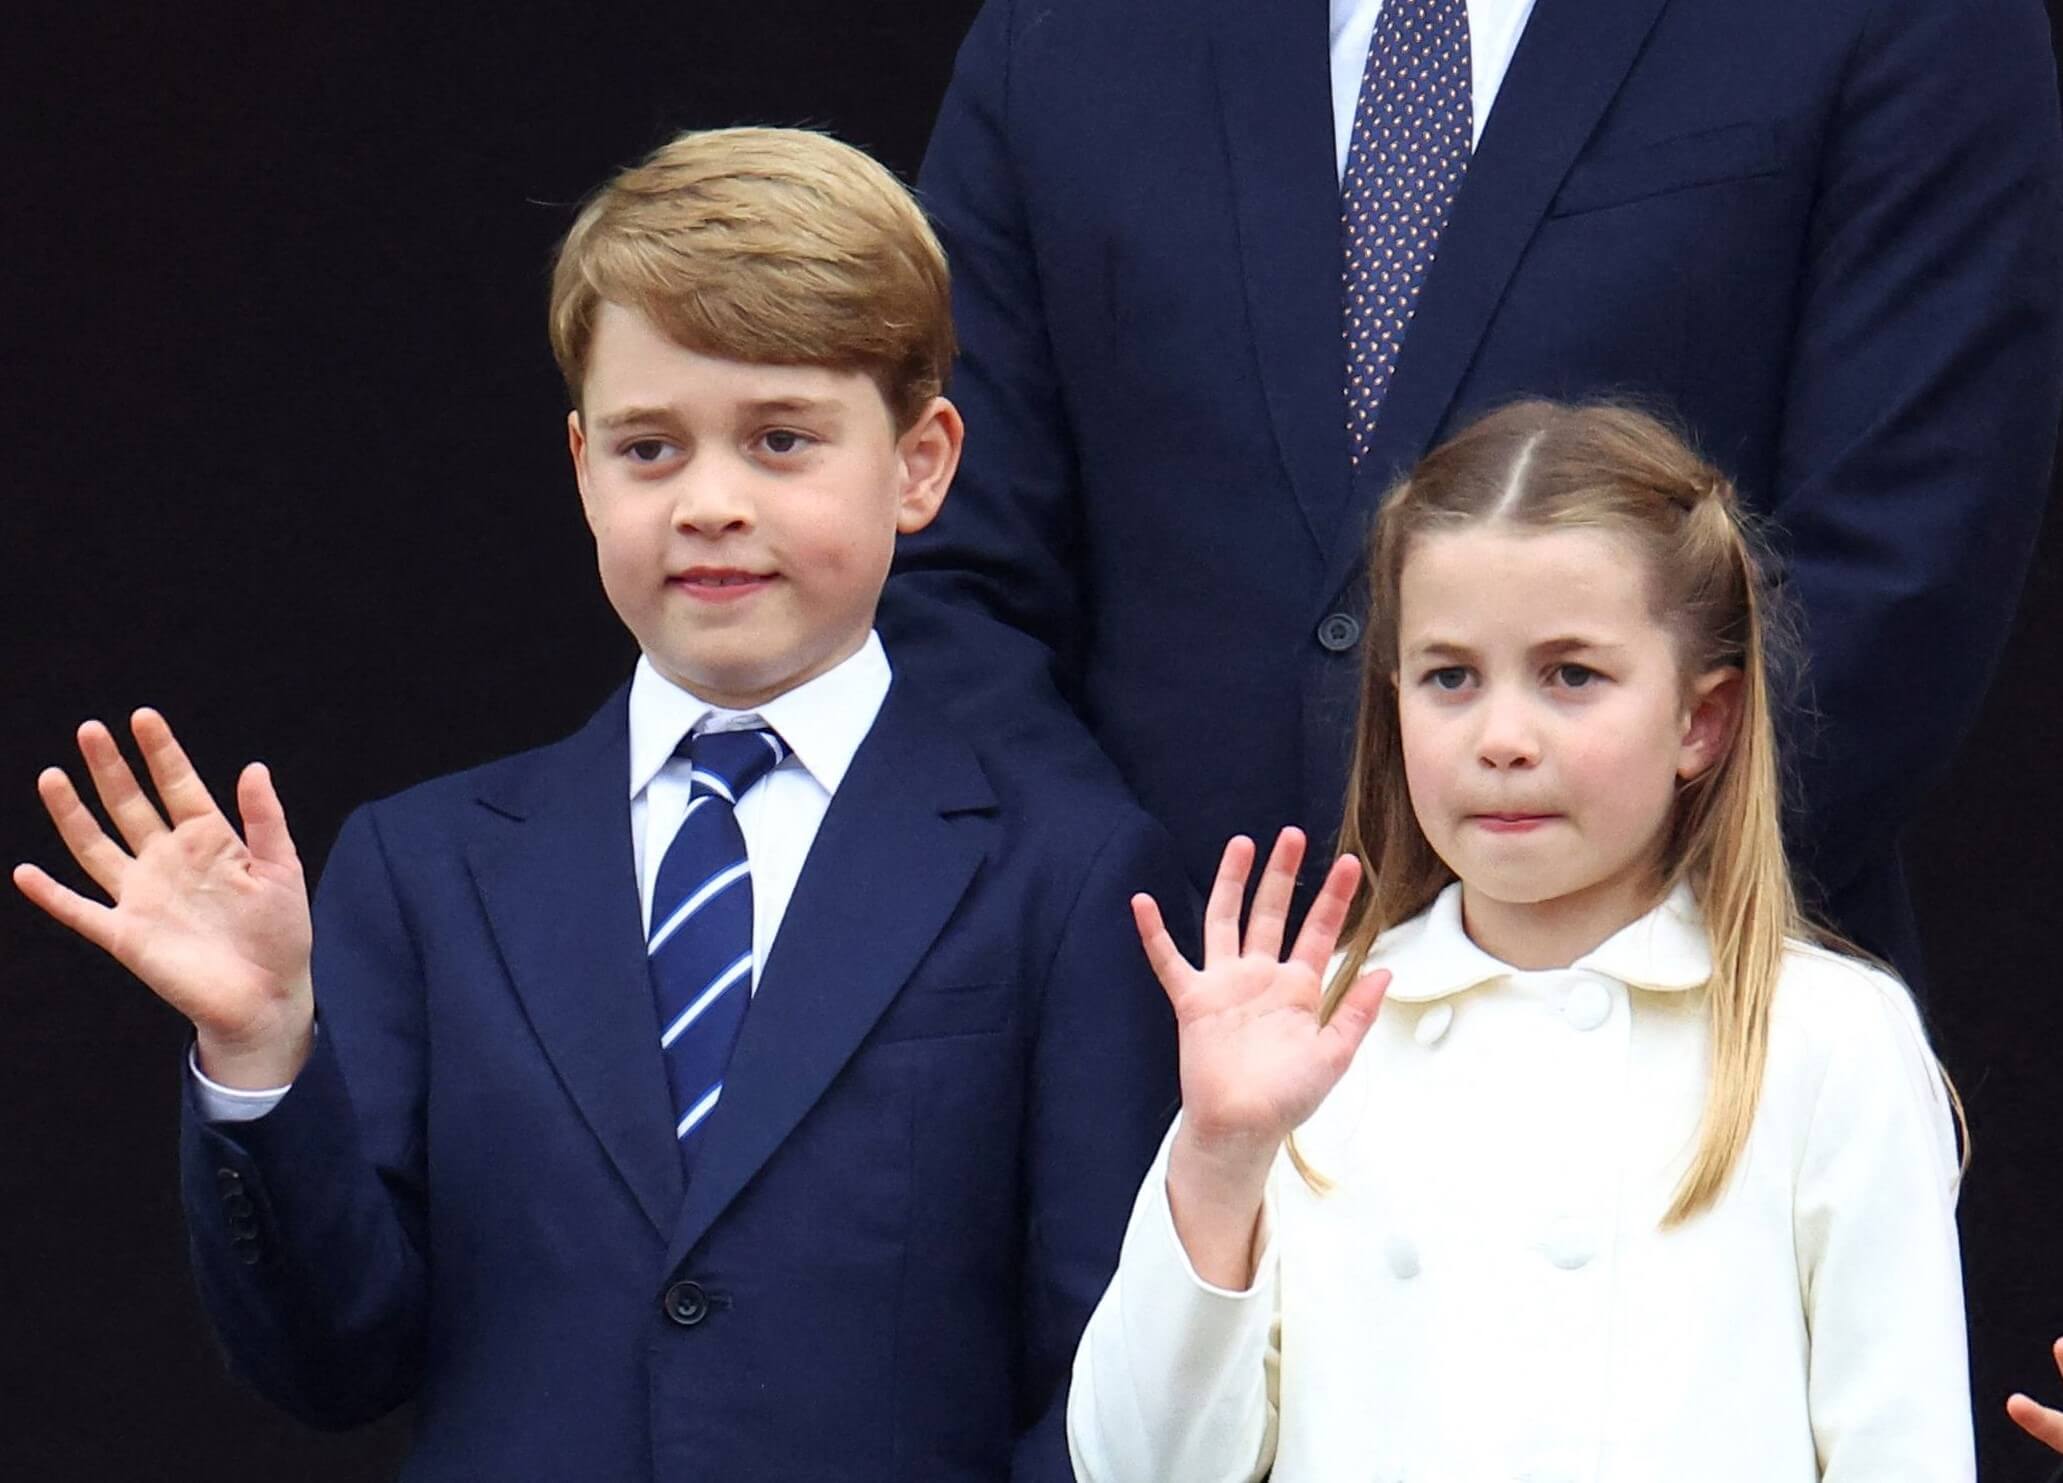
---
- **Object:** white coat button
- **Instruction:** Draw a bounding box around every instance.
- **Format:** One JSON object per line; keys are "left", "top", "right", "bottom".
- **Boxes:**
{"left": 1563, "top": 980, "right": 1611, "bottom": 1031}
{"left": 1413, "top": 1002, "right": 1453, "bottom": 1046}
{"left": 1384, "top": 1234, "right": 1421, "bottom": 1279}
{"left": 1540, "top": 1219, "right": 1594, "bottom": 1270}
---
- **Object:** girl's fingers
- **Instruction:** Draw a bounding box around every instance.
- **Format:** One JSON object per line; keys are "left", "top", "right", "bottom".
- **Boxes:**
{"left": 2006, "top": 1393, "right": 2063, "bottom": 1452}
{"left": 76, "top": 720, "right": 168, "bottom": 852}
{"left": 1288, "top": 853, "right": 1364, "bottom": 976}
{"left": 1201, "top": 836, "right": 1256, "bottom": 963}
{"left": 132, "top": 709, "right": 222, "bottom": 828}
{"left": 1130, "top": 893, "right": 1191, "bottom": 1001}
{"left": 236, "top": 763, "right": 299, "bottom": 870}
{"left": 35, "top": 768, "right": 130, "bottom": 896}
{"left": 1242, "top": 827, "right": 1307, "bottom": 962}
{"left": 11, "top": 863, "right": 121, "bottom": 956}
{"left": 1319, "top": 966, "right": 1391, "bottom": 1063}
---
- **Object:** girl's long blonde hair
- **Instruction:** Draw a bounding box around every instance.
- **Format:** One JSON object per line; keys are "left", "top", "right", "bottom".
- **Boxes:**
{"left": 1299, "top": 400, "right": 1819, "bottom": 1224}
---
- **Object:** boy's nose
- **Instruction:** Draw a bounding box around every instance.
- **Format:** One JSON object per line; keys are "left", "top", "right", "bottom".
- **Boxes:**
{"left": 671, "top": 468, "right": 754, "bottom": 534}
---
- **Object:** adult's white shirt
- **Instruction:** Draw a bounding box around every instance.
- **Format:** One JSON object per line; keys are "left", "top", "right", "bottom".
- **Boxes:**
{"left": 1330, "top": 0, "right": 1541, "bottom": 169}
{"left": 1068, "top": 883, "right": 1972, "bottom": 1482}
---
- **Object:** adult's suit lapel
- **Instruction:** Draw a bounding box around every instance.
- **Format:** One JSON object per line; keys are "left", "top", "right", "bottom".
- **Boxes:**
{"left": 662, "top": 678, "right": 995, "bottom": 1275}
{"left": 1209, "top": 0, "right": 1356, "bottom": 557}
{"left": 465, "top": 692, "right": 687, "bottom": 1238}
{"left": 1314, "top": 0, "right": 1678, "bottom": 613}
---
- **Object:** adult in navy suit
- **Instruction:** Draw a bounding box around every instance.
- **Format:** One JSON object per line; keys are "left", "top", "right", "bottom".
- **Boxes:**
{"left": 12, "top": 129, "right": 1183, "bottom": 1481}
{"left": 884, "top": 0, "right": 2063, "bottom": 982}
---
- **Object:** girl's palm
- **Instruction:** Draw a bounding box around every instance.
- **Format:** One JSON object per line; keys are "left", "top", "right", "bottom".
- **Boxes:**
{"left": 1134, "top": 829, "right": 1389, "bottom": 1151}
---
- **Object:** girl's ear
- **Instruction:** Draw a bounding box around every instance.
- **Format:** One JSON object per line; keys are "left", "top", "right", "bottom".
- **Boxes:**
{"left": 1678, "top": 667, "right": 1743, "bottom": 781}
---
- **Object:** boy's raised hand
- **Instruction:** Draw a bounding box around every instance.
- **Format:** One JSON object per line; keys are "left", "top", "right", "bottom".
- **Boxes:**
{"left": 1133, "top": 827, "right": 1387, "bottom": 1160}
{"left": 13, "top": 710, "right": 315, "bottom": 1089}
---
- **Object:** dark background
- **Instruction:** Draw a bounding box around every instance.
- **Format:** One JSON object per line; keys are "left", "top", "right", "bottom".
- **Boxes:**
{"left": 3, "top": 2, "right": 2060, "bottom": 1477}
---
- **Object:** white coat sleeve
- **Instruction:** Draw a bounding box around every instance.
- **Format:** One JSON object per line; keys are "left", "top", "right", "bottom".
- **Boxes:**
{"left": 1794, "top": 965, "right": 1974, "bottom": 1481}
{"left": 1067, "top": 1121, "right": 1282, "bottom": 1483}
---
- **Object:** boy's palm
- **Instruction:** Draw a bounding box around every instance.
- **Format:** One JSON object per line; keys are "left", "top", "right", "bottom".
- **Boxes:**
{"left": 13, "top": 711, "right": 314, "bottom": 1071}
{"left": 1134, "top": 830, "right": 1388, "bottom": 1151}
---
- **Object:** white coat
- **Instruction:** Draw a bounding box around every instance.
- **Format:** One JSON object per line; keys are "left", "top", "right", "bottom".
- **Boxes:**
{"left": 1067, "top": 883, "right": 1970, "bottom": 1482}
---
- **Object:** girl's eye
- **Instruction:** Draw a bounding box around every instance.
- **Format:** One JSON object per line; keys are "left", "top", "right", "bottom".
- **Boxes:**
{"left": 1553, "top": 663, "right": 1601, "bottom": 688}
{"left": 761, "top": 429, "right": 812, "bottom": 456}
{"left": 1427, "top": 666, "right": 1471, "bottom": 691}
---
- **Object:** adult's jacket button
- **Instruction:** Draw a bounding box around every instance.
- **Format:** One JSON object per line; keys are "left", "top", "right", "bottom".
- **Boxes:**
{"left": 663, "top": 1280, "right": 710, "bottom": 1327}
{"left": 1317, "top": 613, "right": 1362, "bottom": 653}
{"left": 215, "top": 1168, "right": 243, "bottom": 1192}
{"left": 222, "top": 1192, "right": 255, "bottom": 1218}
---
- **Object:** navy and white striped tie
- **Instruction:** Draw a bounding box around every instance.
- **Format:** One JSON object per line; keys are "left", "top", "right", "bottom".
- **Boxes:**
{"left": 649, "top": 726, "right": 787, "bottom": 1170}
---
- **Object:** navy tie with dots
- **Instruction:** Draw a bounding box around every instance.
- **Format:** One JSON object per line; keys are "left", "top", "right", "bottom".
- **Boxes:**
{"left": 1341, "top": 0, "right": 1474, "bottom": 463}
{"left": 648, "top": 726, "right": 788, "bottom": 1171}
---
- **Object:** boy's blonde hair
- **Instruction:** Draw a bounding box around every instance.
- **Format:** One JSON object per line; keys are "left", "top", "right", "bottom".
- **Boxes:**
{"left": 548, "top": 127, "right": 954, "bottom": 430}
{"left": 1303, "top": 400, "right": 1866, "bottom": 1223}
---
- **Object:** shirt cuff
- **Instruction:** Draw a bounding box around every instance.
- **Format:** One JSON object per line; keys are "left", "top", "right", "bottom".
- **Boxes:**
{"left": 188, "top": 1044, "right": 294, "bottom": 1123}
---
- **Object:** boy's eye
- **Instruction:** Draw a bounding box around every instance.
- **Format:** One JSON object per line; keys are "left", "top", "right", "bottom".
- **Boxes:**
{"left": 760, "top": 429, "right": 813, "bottom": 456}
{"left": 622, "top": 438, "right": 675, "bottom": 464}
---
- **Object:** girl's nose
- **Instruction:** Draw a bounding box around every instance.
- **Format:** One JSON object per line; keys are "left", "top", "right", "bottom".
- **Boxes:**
{"left": 1475, "top": 695, "right": 1540, "bottom": 769}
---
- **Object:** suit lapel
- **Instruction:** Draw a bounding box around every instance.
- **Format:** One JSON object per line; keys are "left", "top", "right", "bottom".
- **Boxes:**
{"left": 1210, "top": 0, "right": 1354, "bottom": 555}
{"left": 466, "top": 692, "right": 685, "bottom": 1238}
{"left": 1316, "top": 0, "right": 1677, "bottom": 611}
{"left": 663, "top": 679, "right": 995, "bottom": 1272}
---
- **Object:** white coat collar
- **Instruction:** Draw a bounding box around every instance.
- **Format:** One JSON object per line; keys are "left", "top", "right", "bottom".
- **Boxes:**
{"left": 1372, "top": 879, "right": 1712, "bottom": 1003}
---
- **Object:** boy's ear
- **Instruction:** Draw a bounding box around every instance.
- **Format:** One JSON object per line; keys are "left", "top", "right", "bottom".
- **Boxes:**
{"left": 566, "top": 409, "right": 597, "bottom": 525}
{"left": 1677, "top": 666, "right": 1743, "bottom": 782}
{"left": 893, "top": 396, "right": 964, "bottom": 535}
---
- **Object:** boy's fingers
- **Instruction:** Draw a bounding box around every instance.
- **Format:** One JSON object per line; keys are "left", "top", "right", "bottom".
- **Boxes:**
{"left": 12, "top": 863, "right": 121, "bottom": 955}
{"left": 76, "top": 720, "right": 168, "bottom": 852}
{"left": 1289, "top": 854, "right": 1364, "bottom": 976}
{"left": 1201, "top": 836, "right": 1255, "bottom": 962}
{"left": 1243, "top": 827, "right": 1306, "bottom": 962}
{"left": 2006, "top": 1393, "right": 2063, "bottom": 1452}
{"left": 132, "top": 709, "right": 222, "bottom": 827}
{"left": 35, "top": 768, "right": 130, "bottom": 896}
{"left": 1130, "top": 894, "right": 1190, "bottom": 999}
{"left": 236, "top": 763, "right": 299, "bottom": 869}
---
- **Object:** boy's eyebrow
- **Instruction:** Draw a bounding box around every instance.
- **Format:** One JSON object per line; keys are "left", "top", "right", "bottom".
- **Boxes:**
{"left": 590, "top": 397, "right": 845, "bottom": 432}
{"left": 591, "top": 405, "right": 683, "bottom": 431}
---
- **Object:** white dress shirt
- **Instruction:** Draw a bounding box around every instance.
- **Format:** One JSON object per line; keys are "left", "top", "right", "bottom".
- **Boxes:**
{"left": 1068, "top": 883, "right": 1972, "bottom": 1482}
{"left": 194, "top": 634, "right": 892, "bottom": 1122}
{"left": 1331, "top": 0, "right": 1540, "bottom": 169}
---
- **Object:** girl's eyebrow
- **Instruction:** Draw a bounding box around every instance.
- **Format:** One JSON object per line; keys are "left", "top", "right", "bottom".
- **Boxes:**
{"left": 1402, "top": 639, "right": 1475, "bottom": 662}
{"left": 1532, "top": 635, "right": 1626, "bottom": 657}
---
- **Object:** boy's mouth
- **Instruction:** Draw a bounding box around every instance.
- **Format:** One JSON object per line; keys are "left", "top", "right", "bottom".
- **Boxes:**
{"left": 669, "top": 567, "right": 775, "bottom": 601}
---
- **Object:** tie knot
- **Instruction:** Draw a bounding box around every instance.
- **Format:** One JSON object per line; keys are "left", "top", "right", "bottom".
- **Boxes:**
{"left": 680, "top": 727, "right": 788, "bottom": 806}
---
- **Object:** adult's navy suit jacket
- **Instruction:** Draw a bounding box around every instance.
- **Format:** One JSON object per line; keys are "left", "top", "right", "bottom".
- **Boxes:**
{"left": 885, "top": 0, "right": 2063, "bottom": 981}
{"left": 179, "top": 672, "right": 1184, "bottom": 1482}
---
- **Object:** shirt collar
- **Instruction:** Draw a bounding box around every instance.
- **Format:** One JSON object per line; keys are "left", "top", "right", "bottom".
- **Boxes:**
{"left": 1376, "top": 878, "right": 1712, "bottom": 1002}
{"left": 627, "top": 631, "right": 892, "bottom": 801}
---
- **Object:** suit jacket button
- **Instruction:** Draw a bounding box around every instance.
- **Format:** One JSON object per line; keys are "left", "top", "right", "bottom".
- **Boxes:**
{"left": 215, "top": 1168, "right": 243, "bottom": 1192}
{"left": 663, "top": 1280, "right": 710, "bottom": 1327}
{"left": 1316, "top": 613, "right": 1362, "bottom": 653}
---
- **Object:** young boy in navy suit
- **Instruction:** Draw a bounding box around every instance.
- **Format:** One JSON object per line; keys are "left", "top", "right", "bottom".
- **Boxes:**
{"left": 13, "top": 127, "right": 1185, "bottom": 1482}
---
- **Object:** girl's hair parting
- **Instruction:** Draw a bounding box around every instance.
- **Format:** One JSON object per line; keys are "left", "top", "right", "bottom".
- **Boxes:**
{"left": 1294, "top": 399, "right": 1955, "bottom": 1223}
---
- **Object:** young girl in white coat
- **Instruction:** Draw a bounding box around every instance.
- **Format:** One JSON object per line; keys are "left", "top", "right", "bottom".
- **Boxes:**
{"left": 1068, "top": 402, "right": 1970, "bottom": 1482}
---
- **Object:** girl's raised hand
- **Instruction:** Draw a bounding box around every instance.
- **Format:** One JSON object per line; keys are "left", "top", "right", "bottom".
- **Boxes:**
{"left": 12, "top": 710, "right": 315, "bottom": 1089}
{"left": 1133, "top": 828, "right": 1388, "bottom": 1162}
{"left": 2008, "top": 1339, "right": 2063, "bottom": 1453}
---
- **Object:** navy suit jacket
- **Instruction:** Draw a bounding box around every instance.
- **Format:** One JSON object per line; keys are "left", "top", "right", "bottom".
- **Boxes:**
{"left": 885, "top": 0, "right": 2063, "bottom": 983}
{"left": 179, "top": 672, "right": 1185, "bottom": 1482}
